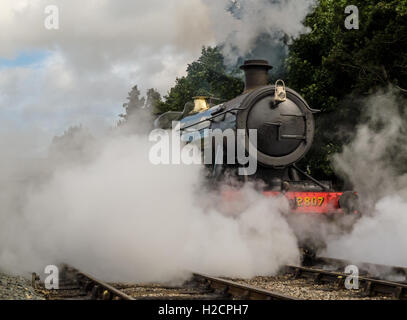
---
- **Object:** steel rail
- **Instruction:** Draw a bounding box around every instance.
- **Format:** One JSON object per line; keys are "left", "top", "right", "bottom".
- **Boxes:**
{"left": 314, "top": 256, "right": 407, "bottom": 277}
{"left": 62, "top": 265, "right": 134, "bottom": 300}
{"left": 193, "top": 273, "right": 299, "bottom": 300}
{"left": 285, "top": 265, "right": 407, "bottom": 299}
{"left": 75, "top": 270, "right": 135, "bottom": 300}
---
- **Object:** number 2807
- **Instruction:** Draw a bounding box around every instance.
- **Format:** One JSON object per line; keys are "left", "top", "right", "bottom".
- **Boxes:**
{"left": 296, "top": 196, "right": 325, "bottom": 207}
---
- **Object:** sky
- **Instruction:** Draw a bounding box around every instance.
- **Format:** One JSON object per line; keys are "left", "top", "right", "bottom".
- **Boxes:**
{"left": 0, "top": 0, "right": 221, "bottom": 137}
{"left": 0, "top": 0, "right": 315, "bottom": 143}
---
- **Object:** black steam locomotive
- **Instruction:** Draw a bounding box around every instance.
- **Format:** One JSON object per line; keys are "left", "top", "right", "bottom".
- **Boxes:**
{"left": 155, "top": 60, "right": 359, "bottom": 217}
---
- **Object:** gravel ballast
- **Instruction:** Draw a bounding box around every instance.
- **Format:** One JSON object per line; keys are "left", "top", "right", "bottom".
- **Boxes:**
{"left": 0, "top": 272, "right": 45, "bottom": 300}
{"left": 0, "top": 271, "right": 394, "bottom": 300}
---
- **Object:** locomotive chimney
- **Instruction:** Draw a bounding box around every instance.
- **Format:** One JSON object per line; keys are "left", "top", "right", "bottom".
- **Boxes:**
{"left": 240, "top": 60, "right": 273, "bottom": 92}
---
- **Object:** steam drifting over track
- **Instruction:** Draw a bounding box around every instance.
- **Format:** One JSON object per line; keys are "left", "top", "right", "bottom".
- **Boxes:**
{"left": 33, "top": 256, "right": 407, "bottom": 301}
{"left": 38, "top": 265, "right": 298, "bottom": 300}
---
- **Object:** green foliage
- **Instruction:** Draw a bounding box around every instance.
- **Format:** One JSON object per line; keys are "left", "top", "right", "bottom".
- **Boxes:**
{"left": 119, "top": 86, "right": 162, "bottom": 124}
{"left": 287, "top": 0, "right": 407, "bottom": 181}
{"left": 156, "top": 47, "right": 244, "bottom": 114}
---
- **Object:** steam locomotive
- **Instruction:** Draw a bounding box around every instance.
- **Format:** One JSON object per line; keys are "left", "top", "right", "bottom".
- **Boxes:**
{"left": 155, "top": 60, "right": 359, "bottom": 218}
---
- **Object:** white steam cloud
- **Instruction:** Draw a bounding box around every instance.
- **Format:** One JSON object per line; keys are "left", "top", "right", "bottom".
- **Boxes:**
{"left": 0, "top": 126, "right": 299, "bottom": 282}
{"left": 0, "top": 0, "right": 315, "bottom": 282}
{"left": 207, "top": 0, "right": 316, "bottom": 64}
{"left": 323, "top": 89, "right": 407, "bottom": 267}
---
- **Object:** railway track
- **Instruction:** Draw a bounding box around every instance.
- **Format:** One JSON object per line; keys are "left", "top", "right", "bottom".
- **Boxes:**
{"left": 192, "top": 273, "right": 297, "bottom": 300}
{"left": 35, "top": 265, "right": 298, "bottom": 300}
{"left": 313, "top": 256, "right": 407, "bottom": 279}
{"left": 282, "top": 256, "right": 407, "bottom": 299}
{"left": 33, "top": 257, "right": 407, "bottom": 300}
{"left": 33, "top": 265, "right": 135, "bottom": 300}
{"left": 224, "top": 257, "right": 407, "bottom": 300}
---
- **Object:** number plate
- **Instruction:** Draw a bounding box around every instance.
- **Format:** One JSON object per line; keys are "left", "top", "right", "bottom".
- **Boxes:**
{"left": 263, "top": 191, "right": 344, "bottom": 214}
{"left": 295, "top": 196, "right": 325, "bottom": 207}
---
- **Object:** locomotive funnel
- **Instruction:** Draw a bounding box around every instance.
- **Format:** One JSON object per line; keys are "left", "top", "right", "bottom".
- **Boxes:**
{"left": 240, "top": 60, "right": 272, "bottom": 92}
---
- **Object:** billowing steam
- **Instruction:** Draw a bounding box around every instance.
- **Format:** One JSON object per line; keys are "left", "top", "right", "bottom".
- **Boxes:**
{"left": 323, "top": 89, "right": 407, "bottom": 267}
{"left": 0, "top": 0, "right": 316, "bottom": 284}
{"left": 206, "top": 0, "right": 316, "bottom": 64}
{"left": 0, "top": 0, "right": 316, "bottom": 134}
{"left": 0, "top": 124, "right": 299, "bottom": 282}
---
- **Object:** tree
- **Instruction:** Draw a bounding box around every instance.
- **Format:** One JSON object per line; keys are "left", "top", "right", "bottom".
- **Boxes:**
{"left": 120, "top": 85, "right": 145, "bottom": 120}
{"left": 118, "top": 85, "right": 162, "bottom": 132}
{"left": 156, "top": 47, "right": 244, "bottom": 114}
{"left": 286, "top": 0, "right": 407, "bottom": 182}
{"left": 145, "top": 88, "right": 162, "bottom": 115}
